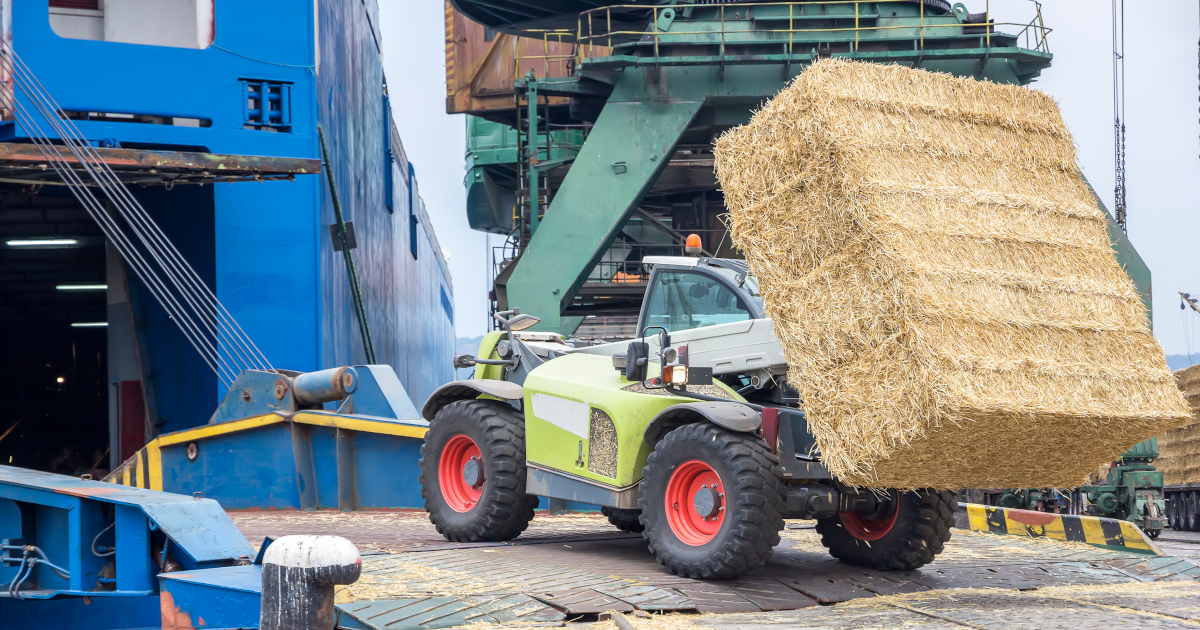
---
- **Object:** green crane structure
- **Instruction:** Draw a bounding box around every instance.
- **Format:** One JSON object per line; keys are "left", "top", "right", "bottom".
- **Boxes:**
{"left": 453, "top": 0, "right": 1151, "bottom": 336}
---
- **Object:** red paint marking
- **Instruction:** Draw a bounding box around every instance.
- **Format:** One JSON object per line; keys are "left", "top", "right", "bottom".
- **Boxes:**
{"left": 1003, "top": 508, "right": 1058, "bottom": 526}
{"left": 160, "top": 590, "right": 196, "bottom": 630}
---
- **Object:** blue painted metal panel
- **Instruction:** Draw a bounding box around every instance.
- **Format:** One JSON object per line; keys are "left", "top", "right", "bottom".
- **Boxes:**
{"left": 352, "top": 433, "right": 425, "bottom": 509}
{"left": 311, "top": 426, "right": 341, "bottom": 509}
{"left": 161, "top": 424, "right": 300, "bottom": 510}
{"left": 114, "top": 505, "right": 153, "bottom": 593}
{"left": 0, "top": 594, "right": 160, "bottom": 630}
{"left": 0, "top": 466, "right": 256, "bottom": 568}
{"left": 160, "top": 566, "right": 262, "bottom": 630}
{"left": 0, "top": 498, "right": 19, "bottom": 538}
{"left": 315, "top": 0, "right": 455, "bottom": 408}
{"left": 160, "top": 563, "right": 262, "bottom": 593}
{"left": 34, "top": 504, "right": 71, "bottom": 592}
{"left": 345, "top": 366, "right": 423, "bottom": 420}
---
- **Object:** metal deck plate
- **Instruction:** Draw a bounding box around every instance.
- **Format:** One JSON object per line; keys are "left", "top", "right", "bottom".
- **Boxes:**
{"left": 529, "top": 590, "right": 634, "bottom": 614}
{"left": 231, "top": 512, "right": 1200, "bottom": 629}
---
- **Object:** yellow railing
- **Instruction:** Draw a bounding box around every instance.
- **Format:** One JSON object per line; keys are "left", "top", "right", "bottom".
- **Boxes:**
{"left": 515, "top": 1, "right": 1051, "bottom": 76}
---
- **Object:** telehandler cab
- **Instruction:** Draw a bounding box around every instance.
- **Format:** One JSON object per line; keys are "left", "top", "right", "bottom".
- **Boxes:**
{"left": 420, "top": 256, "right": 955, "bottom": 579}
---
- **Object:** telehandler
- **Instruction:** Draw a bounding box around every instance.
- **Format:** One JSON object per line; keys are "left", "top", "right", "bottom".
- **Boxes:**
{"left": 420, "top": 254, "right": 956, "bottom": 579}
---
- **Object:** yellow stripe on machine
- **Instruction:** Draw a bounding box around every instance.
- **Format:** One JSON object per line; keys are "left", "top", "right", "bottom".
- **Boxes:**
{"left": 146, "top": 443, "right": 163, "bottom": 491}
{"left": 959, "top": 503, "right": 1162, "bottom": 556}
{"left": 1042, "top": 515, "right": 1066, "bottom": 540}
{"left": 101, "top": 411, "right": 429, "bottom": 491}
{"left": 1119, "top": 520, "right": 1153, "bottom": 552}
{"left": 967, "top": 504, "right": 989, "bottom": 532}
{"left": 156, "top": 414, "right": 285, "bottom": 447}
{"left": 135, "top": 450, "right": 146, "bottom": 488}
{"left": 1079, "top": 516, "right": 1107, "bottom": 546}
{"left": 292, "top": 412, "right": 429, "bottom": 439}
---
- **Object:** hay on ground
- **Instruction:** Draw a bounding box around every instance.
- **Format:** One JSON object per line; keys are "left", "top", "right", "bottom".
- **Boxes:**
{"left": 713, "top": 58, "right": 1191, "bottom": 489}
{"left": 1157, "top": 364, "right": 1200, "bottom": 485}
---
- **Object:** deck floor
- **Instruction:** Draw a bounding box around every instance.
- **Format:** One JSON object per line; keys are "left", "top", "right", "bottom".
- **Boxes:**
{"left": 230, "top": 511, "right": 1200, "bottom": 629}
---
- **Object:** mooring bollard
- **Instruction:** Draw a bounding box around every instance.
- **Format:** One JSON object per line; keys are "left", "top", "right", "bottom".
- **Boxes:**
{"left": 260, "top": 535, "right": 361, "bottom": 630}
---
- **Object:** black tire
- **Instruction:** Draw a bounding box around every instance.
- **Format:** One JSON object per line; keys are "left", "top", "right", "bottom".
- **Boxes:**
{"left": 639, "top": 423, "right": 785, "bottom": 580}
{"left": 1146, "top": 528, "right": 1161, "bottom": 540}
{"left": 601, "top": 507, "right": 645, "bottom": 533}
{"left": 816, "top": 489, "right": 956, "bottom": 571}
{"left": 419, "top": 399, "right": 539, "bottom": 542}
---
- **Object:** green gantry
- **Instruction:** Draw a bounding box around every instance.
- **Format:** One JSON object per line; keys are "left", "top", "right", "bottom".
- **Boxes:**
{"left": 457, "top": 1, "right": 1151, "bottom": 335}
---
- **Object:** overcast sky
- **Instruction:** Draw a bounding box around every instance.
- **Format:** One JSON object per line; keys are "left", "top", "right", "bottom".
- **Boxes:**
{"left": 380, "top": 1, "right": 1200, "bottom": 356}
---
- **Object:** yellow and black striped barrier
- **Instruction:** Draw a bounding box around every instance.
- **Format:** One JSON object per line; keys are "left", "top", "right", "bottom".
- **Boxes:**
{"left": 961, "top": 503, "right": 1162, "bottom": 556}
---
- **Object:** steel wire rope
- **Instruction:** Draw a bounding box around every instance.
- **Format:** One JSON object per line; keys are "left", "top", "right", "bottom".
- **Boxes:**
{"left": 0, "top": 46, "right": 271, "bottom": 377}
{"left": 0, "top": 62, "right": 238, "bottom": 384}
{"left": 0, "top": 56, "right": 244, "bottom": 379}
{"left": 2, "top": 49, "right": 272, "bottom": 374}
{"left": 2, "top": 99, "right": 239, "bottom": 386}
{"left": 0, "top": 48, "right": 269, "bottom": 374}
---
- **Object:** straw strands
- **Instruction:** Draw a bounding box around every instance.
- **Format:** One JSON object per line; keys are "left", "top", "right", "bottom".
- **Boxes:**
{"left": 1157, "top": 364, "right": 1200, "bottom": 486}
{"left": 713, "top": 59, "right": 1191, "bottom": 489}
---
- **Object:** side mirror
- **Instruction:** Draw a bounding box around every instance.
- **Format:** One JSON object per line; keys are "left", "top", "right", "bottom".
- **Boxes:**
{"left": 625, "top": 341, "right": 649, "bottom": 383}
{"left": 508, "top": 313, "right": 541, "bottom": 331}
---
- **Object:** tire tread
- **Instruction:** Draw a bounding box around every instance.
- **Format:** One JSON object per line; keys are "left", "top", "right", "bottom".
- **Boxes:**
{"left": 418, "top": 399, "right": 538, "bottom": 542}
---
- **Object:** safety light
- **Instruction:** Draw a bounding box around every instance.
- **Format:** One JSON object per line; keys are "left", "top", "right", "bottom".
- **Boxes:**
{"left": 663, "top": 365, "right": 688, "bottom": 385}
{"left": 685, "top": 233, "right": 702, "bottom": 255}
{"left": 56, "top": 377, "right": 65, "bottom": 384}
{"left": 70, "top": 322, "right": 107, "bottom": 328}
{"left": 6, "top": 238, "right": 79, "bottom": 248}
{"left": 56, "top": 284, "right": 107, "bottom": 291}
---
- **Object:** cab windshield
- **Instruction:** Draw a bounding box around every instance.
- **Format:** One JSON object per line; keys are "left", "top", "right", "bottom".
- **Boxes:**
{"left": 642, "top": 266, "right": 760, "bottom": 334}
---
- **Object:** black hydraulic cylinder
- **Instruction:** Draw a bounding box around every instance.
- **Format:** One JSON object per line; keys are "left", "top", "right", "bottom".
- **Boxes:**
{"left": 260, "top": 535, "right": 361, "bottom": 630}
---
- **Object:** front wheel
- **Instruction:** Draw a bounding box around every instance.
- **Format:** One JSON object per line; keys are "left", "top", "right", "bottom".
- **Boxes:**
{"left": 816, "top": 489, "right": 955, "bottom": 570}
{"left": 639, "top": 423, "right": 785, "bottom": 579}
{"left": 419, "top": 399, "right": 539, "bottom": 542}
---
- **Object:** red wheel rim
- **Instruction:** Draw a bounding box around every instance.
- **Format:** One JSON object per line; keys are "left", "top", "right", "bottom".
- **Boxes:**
{"left": 839, "top": 490, "right": 899, "bottom": 541}
{"left": 439, "top": 434, "right": 483, "bottom": 512}
{"left": 664, "top": 460, "right": 726, "bottom": 545}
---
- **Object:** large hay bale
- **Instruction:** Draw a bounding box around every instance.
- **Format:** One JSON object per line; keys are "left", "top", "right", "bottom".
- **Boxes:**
{"left": 713, "top": 59, "right": 1191, "bottom": 489}
{"left": 1158, "top": 364, "right": 1200, "bottom": 486}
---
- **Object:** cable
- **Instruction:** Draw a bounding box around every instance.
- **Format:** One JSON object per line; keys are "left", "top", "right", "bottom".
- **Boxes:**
{"left": 7, "top": 53, "right": 271, "bottom": 374}
{"left": 0, "top": 43, "right": 275, "bottom": 386}
{"left": 1, "top": 48, "right": 272, "bottom": 376}
{"left": 91, "top": 523, "right": 116, "bottom": 558}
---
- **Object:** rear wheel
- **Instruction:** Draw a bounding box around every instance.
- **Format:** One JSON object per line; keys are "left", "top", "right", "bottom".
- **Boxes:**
{"left": 639, "top": 423, "right": 785, "bottom": 579}
{"left": 601, "top": 507, "right": 645, "bottom": 533}
{"left": 419, "top": 399, "right": 539, "bottom": 542}
{"left": 816, "top": 489, "right": 955, "bottom": 570}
